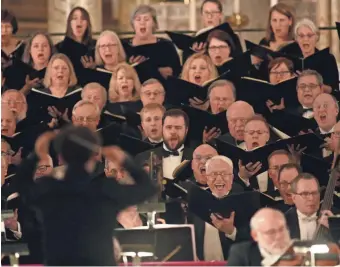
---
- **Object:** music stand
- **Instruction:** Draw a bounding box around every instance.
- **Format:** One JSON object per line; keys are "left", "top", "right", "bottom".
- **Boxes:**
{"left": 1, "top": 242, "right": 29, "bottom": 266}
{"left": 115, "top": 224, "right": 196, "bottom": 266}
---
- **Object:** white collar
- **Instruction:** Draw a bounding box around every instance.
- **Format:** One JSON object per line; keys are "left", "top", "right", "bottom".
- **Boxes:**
{"left": 149, "top": 137, "right": 163, "bottom": 143}
{"left": 162, "top": 143, "right": 184, "bottom": 153}
{"left": 212, "top": 190, "right": 230, "bottom": 199}
{"left": 302, "top": 105, "right": 312, "bottom": 110}
{"left": 320, "top": 125, "right": 335, "bottom": 134}
{"left": 296, "top": 209, "right": 317, "bottom": 220}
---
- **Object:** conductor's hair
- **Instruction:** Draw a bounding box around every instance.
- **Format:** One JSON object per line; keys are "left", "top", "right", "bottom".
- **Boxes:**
{"left": 53, "top": 126, "right": 102, "bottom": 165}
{"left": 290, "top": 172, "right": 320, "bottom": 193}
{"left": 162, "top": 109, "right": 189, "bottom": 129}
{"left": 201, "top": 0, "right": 223, "bottom": 13}
{"left": 278, "top": 163, "right": 302, "bottom": 182}
{"left": 1, "top": 9, "right": 18, "bottom": 34}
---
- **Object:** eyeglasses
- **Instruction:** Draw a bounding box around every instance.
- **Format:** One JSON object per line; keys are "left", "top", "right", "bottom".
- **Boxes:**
{"left": 203, "top": 11, "right": 221, "bottom": 17}
{"left": 207, "top": 172, "right": 233, "bottom": 179}
{"left": 279, "top": 181, "right": 292, "bottom": 189}
{"left": 208, "top": 45, "right": 229, "bottom": 52}
{"left": 297, "top": 33, "right": 316, "bottom": 40}
{"left": 297, "top": 83, "right": 320, "bottom": 91}
{"left": 294, "top": 190, "right": 320, "bottom": 199}
{"left": 73, "top": 116, "right": 98, "bottom": 123}
{"left": 2, "top": 100, "right": 26, "bottom": 105}
{"left": 193, "top": 155, "right": 213, "bottom": 162}
{"left": 142, "top": 91, "right": 164, "bottom": 98}
{"left": 1, "top": 151, "right": 14, "bottom": 157}
{"left": 228, "top": 118, "right": 248, "bottom": 124}
{"left": 244, "top": 130, "right": 269, "bottom": 135}
{"left": 98, "top": 43, "right": 117, "bottom": 50}
{"left": 36, "top": 165, "right": 52, "bottom": 172}
{"left": 269, "top": 71, "right": 291, "bottom": 77}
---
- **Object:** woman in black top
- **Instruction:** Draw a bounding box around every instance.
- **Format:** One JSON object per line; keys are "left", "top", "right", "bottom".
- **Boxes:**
{"left": 259, "top": 3, "right": 295, "bottom": 51}
{"left": 14, "top": 127, "right": 157, "bottom": 266}
{"left": 121, "top": 5, "right": 181, "bottom": 80}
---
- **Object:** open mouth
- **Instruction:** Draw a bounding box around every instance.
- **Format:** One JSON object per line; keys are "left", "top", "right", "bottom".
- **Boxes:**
{"left": 302, "top": 44, "right": 310, "bottom": 49}
{"left": 140, "top": 27, "right": 146, "bottom": 34}
{"left": 215, "top": 184, "right": 225, "bottom": 190}
{"left": 217, "top": 106, "right": 226, "bottom": 113}
{"left": 37, "top": 53, "right": 44, "bottom": 59}
{"left": 1, "top": 129, "right": 8, "bottom": 134}
{"left": 121, "top": 84, "right": 129, "bottom": 91}
{"left": 252, "top": 141, "right": 260, "bottom": 148}
{"left": 275, "top": 29, "right": 282, "bottom": 34}
{"left": 303, "top": 93, "right": 312, "bottom": 98}
{"left": 104, "top": 54, "right": 112, "bottom": 58}
{"left": 194, "top": 75, "right": 202, "bottom": 84}
{"left": 150, "top": 128, "right": 158, "bottom": 134}
{"left": 215, "top": 56, "right": 222, "bottom": 61}
{"left": 199, "top": 166, "right": 206, "bottom": 175}
{"left": 319, "top": 114, "right": 327, "bottom": 122}
{"left": 57, "top": 75, "right": 64, "bottom": 80}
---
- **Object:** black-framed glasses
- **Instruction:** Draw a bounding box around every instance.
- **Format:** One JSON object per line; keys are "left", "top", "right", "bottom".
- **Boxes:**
{"left": 244, "top": 130, "right": 269, "bottom": 135}
{"left": 202, "top": 11, "right": 221, "bottom": 17}
{"left": 208, "top": 45, "right": 229, "bottom": 52}
{"left": 294, "top": 190, "right": 320, "bottom": 199}
{"left": 269, "top": 71, "right": 291, "bottom": 77}
{"left": 207, "top": 172, "right": 233, "bottom": 179}
{"left": 297, "top": 83, "right": 320, "bottom": 91}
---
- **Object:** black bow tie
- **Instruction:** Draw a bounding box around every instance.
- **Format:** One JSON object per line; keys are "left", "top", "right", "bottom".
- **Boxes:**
{"left": 162, "top": 148, "right": 180, "bottom": 158}
{"left": 303, "top": 108, "right": 313, "bottom": 112}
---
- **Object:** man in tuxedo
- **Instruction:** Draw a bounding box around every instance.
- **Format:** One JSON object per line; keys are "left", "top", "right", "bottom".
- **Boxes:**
{"left": 1, "top": 89, "right": 27, "bottom": 122}
{"left": 191, "top": 144, "right": 218, "bottom": 188}
{"left": 274, "top": 163, "right": 302, "bottom": 212}
{"left": 219, "top": 101, "right": 255, "bottom": 148}
{"left": 81, "top": 82, "right": 107, "bottom": 113}
{"left": 140, "top": 78, "right": 165, "bottom": 107}
{"left": 208, "top": 80, "right": 236, "bottom": 114}
{"left": 286, "top": 173, "right": 335, "bottom": 241}
{"left": 140, "top": 103, "right": 165, "bottom": 145}
{"left": 1, "top": 107, "right": 16, "bottom": 137}
{"left": 72, "top": 100, "right": 100, "bottom": 132}
{"left": 227, "top": 208, "right": 293, "bottom": 266}
{"left": 290, "top": 70, "right": 323, "bottom": 119}
{"left": 189, "top": 155, "right": 246, "bottom": 261}
{"left": 136, "top": 109, "right": 193, "bottom": 180}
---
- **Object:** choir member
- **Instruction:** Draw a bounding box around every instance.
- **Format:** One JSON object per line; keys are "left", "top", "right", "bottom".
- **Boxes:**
{"left": 286, "top": 173, "right": 336, "bottom": 241}
{"left": 1, "top": 89, "right": 27, "bottom": 122}
{"left": 40, "top": 53, "right": 79, "bottom": 97}
{"left": 208, "top": 80, "right": 236, "bottom": 114}
{"left": 260, "top": 3, "right": 295, "bottom": 50}
{"left": 34, "top": 155, "right": 53, "bottom": 179}
{"left": 219, "top": 100, "right": 255, "bottom": 148}
{"left": 56, "top": 7, "right": 96, "bottom": 52}
{"left": 275, "top": 163, "right": 302, "bottom": 212}
{"left": 81, "top": 82, "right": 107, "bottom": 112}
{"left": 108, "top": 62, "right": 141, "bottom": 103}
{"left": 123, "top": 5, "right": 181, "bottom": 78}
{"left": 71, "top": 100, "right": 100, "bottom": 132}
{"left": 91, "top": 30, "right": 126, "bottom": 72}
{"left": 207, "top": 30, "right": 236, "bottom": 69}
{"left": 136, "top": 109, "right": 193, "bottom": 180}
{"left": 191, "top": 144, "right": 218, "bottom": 188}
{"left": 201, "top": 0, "right": 224, "bottom": 29}
{"left": 1, "top": 107, "right": 17, "bottom": 137}
{"left": 268, "top": 57, "right": 295, "bottom": 85}
{"left": 1, "top": 9, "right": 25, "bottom": 59}
{"left": 244, "top": 115, "right": 270, "bottom": 151}
{"left": 227, "top": 208, "right": 293, "bottom": 266}
{"left": 181, "top": 53, "right": 218, "bottom": 86}
{"left": 140, "top": 103, "right": 164, "bottom": 145}
{"left": 140, "top": 78, "right": 165, "bottom": 107}
{"left": 13, "top": 127, "right": 157, "bottom": 266}
{"left": 294, "top": 19, "right": 339, "bottom": 91}
{"left": 189, "top": 155, "right": 246, "bottom": 261}
{"left": 313, "top": 93, "right": 338, "bottom": 135}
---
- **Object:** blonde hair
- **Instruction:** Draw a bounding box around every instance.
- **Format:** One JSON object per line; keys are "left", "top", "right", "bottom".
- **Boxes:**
{"left": 95, "top": 30, "right": 126, "bottom": 66}
{"left": 140, "top": 103, "right": 165, "bottom": 120}
{"left": 109, "top": 62, "right": 141, "bottom": 103}
{"left": 43, "top": 53, "right": 77, "bottom": 88}
{"left": 181, "top": 53, "right": 218, "bottom": 82}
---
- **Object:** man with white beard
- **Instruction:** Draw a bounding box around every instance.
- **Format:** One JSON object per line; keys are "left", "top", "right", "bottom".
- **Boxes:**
{"left": 227, "top": 208, "right": 293, "bottom": 266}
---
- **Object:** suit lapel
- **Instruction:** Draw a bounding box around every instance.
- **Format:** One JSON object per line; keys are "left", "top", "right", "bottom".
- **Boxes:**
{"left": 287, "top": 207, "right": 301, "bottom": 239}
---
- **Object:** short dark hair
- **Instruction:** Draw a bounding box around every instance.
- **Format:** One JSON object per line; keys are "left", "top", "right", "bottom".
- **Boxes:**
{"left": 201, "top": 0, "right": 223, "bottom": 13}
{"left": 268, "top": 57, "right": 294, "bottom": 73}
{"left": 162, "top": 109, "right": 189, "bottom": 129}
{"left": 207, "top": 29, "right": 236, "bottom": 57}
{"left": 1, "top": 9, "right": 18, "bottom": 34}
{"left": 290, "top": 172, "right": 320, "bottom": 193}
{"left": 246, "top": 114, "right": 270, "bottom": 131}
{"left": 268, "top": 149, "right": 293, "bottom": 164}
{"left": 278, "top": 163, "right": 302, "bottom": 181}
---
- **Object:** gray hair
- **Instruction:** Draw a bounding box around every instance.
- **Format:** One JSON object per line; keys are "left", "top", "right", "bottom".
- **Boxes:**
{"left": 141, "top": 78, "right": 165, "bottom": 92}
{"left": 250, "top": 208, "right": 285, "bottom": 230}
{"left": 130, "top": 5, "right": 159, "bottom": 31}
{"left": 72, "top": 100, "right": 100, "bottom": 116}
{"left": 297, "top": 69, "right": 323, "bottom": 86}
{"left": 207, "top": 79, "right": 236, "bottom": 99}
{"left": 205, "top": 155, "right": 233, "bottom": 172}
{"left": 82, "top": 82, "right": 108, "bottom": 104}
{"left": 294, "top": 18, "right": 319, "bottom": 38}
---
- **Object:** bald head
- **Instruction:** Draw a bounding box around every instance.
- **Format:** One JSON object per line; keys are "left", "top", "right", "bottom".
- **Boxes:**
{"left": 226, "top": 101, "right": 255, "bottom": 141}
{"left": 313, "top": 93, "right": 339, "bottom": 132}
{"left": 191, "top": 144, "right": 218, "bottom": 185}
{"left": 1, "top": 107, "right": 16, "bottom": 137}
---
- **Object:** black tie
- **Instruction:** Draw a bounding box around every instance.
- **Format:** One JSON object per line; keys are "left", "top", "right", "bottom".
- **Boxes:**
{"left": 162, "top": 148, "right": 179, "bottom": 158}
{"left": 303, "top": 108, "right": 313, "bottom": 112}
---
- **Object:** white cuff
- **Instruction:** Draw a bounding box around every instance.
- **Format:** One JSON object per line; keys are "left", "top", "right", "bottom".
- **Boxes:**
{"left": 225, "top": 227, "right": 237, "bottom": 241}
{"left": 9, "top": 222, "right": 22, "bottom": 239}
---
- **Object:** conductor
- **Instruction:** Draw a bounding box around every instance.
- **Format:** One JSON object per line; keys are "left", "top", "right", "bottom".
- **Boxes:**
{"left": 14, "top": 126, "right": 157, "bottom": 266}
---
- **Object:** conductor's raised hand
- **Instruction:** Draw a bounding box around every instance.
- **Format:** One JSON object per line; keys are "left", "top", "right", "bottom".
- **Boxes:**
{"left": 35, "top": 131, "right": 57, "bottom": 160}
{"left": 102, "top": 146, "right": 127, "bottom": 166}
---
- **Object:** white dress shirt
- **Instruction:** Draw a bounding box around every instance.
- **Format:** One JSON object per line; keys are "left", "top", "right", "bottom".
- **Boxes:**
{"left": 162, "top": 144, "right": 184, "bottom": 179}
{"left": 239, "top": 170, "right": 269, "bottom": 192}
{"left": 320, "top": 126, "right": 334, "bottom": 158}
{"left": 297, "top": 210, "right": 317, "bottom": 240}
{"left": 302, "top": 105, "right": 314, "bottom": 119}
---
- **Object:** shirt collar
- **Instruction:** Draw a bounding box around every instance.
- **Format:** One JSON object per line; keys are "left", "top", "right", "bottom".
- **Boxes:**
{"left": 163, "top": 143, "right": 184, "bottom": 153}
{"left": 320, "top": 125, "right": 335, "bottom": 134}
{"left": 149, "top": 137, "right": 163, "bottom": 143}
{"left": 296, "top": 209, "right": 317, "bottom": 220}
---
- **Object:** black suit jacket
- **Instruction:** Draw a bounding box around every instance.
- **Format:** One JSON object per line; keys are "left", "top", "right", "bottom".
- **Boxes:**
{"left": 15, "top": 153, "right": 157, "bottom": 266}
{"left": 227, "top": 241, "right": 262, "bottom": 266}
